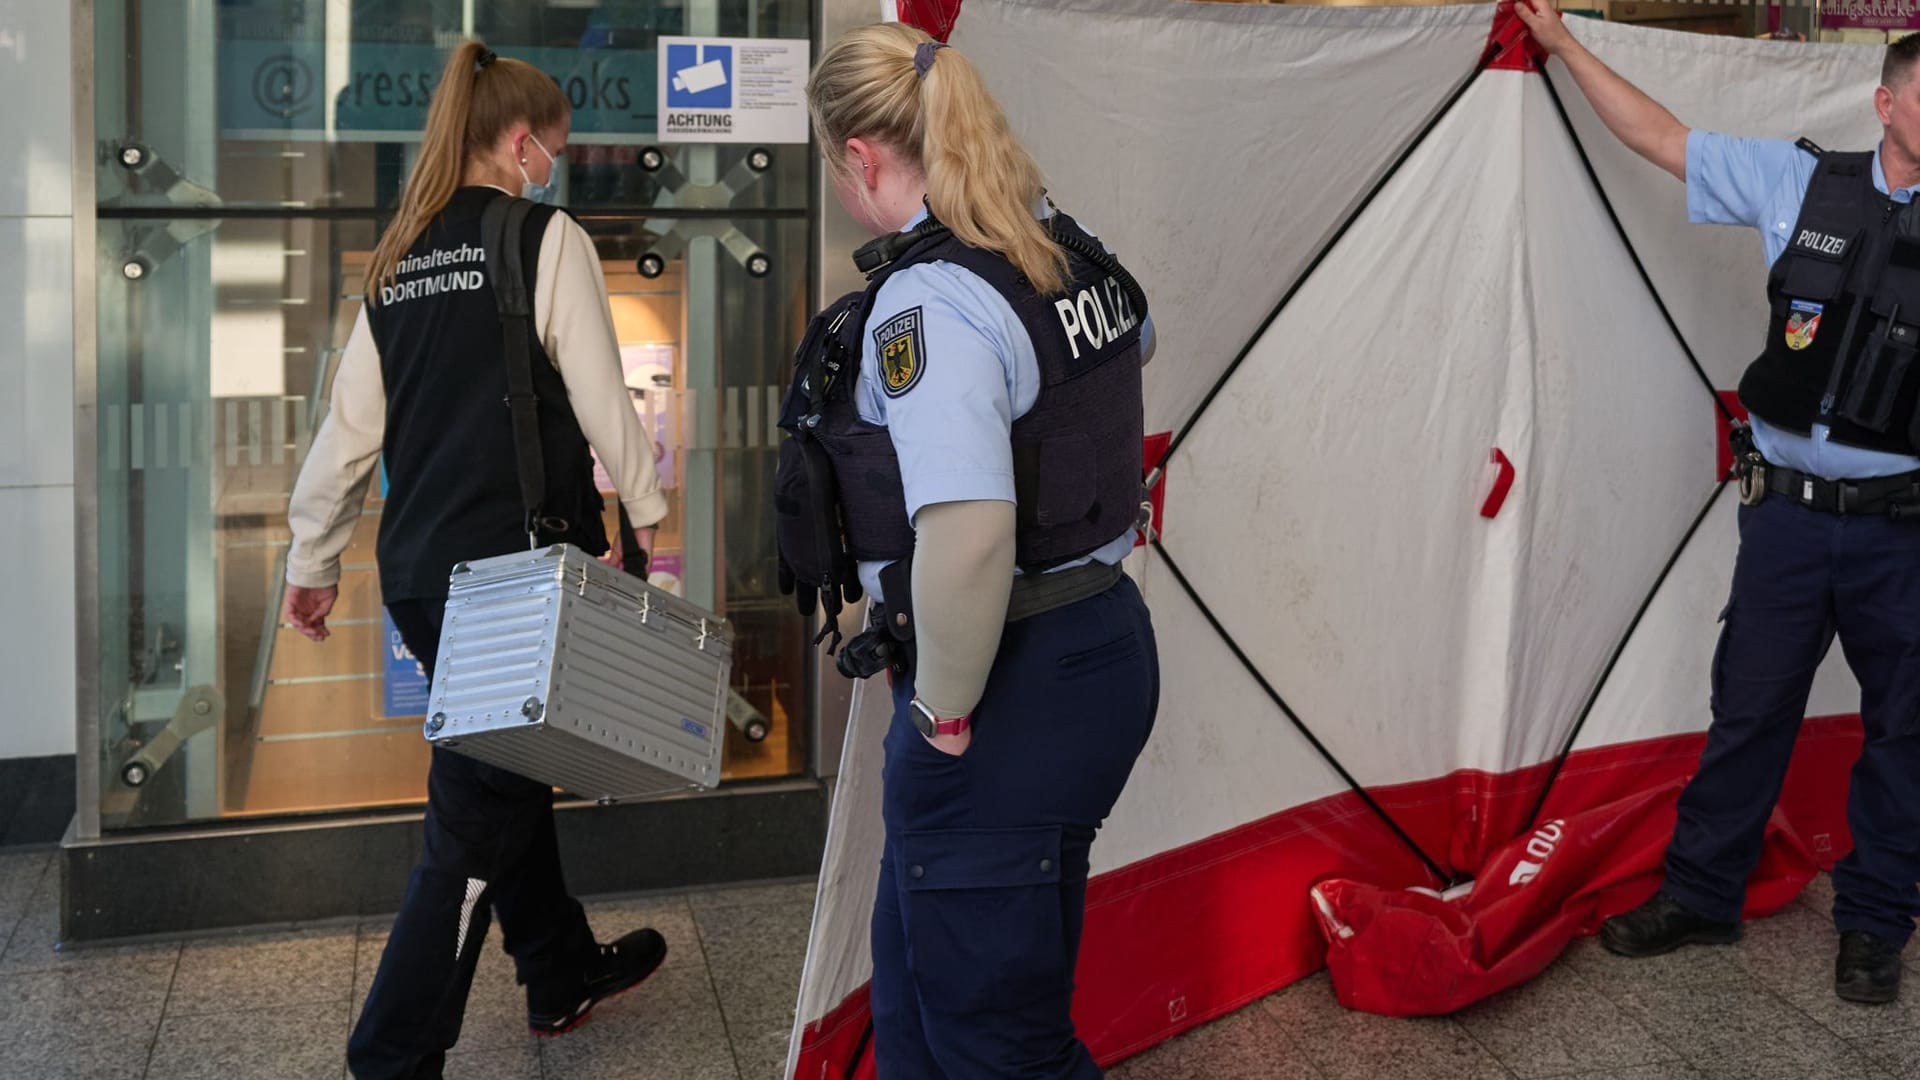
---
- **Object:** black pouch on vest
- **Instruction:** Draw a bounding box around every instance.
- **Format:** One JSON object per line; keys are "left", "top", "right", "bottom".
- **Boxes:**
{"left": 1781, "top": 235, "right": 1854, "bottom": 302}
{"left": 774, "top": 436, "right": 862, "bottom": 619}
{"left": 774, "top": 292, "right": 868, "bottom": 640}
{"left": 834, "top": 555, "right": 918, "bottom": 681}
{"left": 877, "top": 556, "right": 916, "bottom": 647}
{"left": 1844, "top": 217, "right": 1920, "bottom": 434}
{"left": 1842, "top": 295, "right": 1920, "bottom": 433}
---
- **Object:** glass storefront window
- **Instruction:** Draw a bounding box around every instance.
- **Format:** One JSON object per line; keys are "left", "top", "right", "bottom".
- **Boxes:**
{"left": 92, "top": 0, "right": 815, "bottom": 831}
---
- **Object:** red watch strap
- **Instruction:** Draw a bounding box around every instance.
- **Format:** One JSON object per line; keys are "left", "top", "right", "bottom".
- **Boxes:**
{"left": 932, "top": 713, "right": 971, "bottom": 736}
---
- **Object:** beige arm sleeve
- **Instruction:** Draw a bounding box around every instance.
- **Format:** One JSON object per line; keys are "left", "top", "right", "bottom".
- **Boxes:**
{"left": 286, "top": 310, "right": 385, "bottom": 588}
{"left": 908, "top": 500, "right": 1017, "bottom": 719}
{"left": 535, "top": 213, "right": 671, "bottom": 527}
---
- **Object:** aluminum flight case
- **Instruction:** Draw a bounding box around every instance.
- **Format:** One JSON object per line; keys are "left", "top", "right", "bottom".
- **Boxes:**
{"left": 424, "top": 543, "right": 731, "bottom": 801}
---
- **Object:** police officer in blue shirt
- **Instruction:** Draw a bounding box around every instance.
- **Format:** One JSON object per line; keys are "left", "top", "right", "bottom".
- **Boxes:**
{"left": 780, "top": 22, "right": 1160, "bottom": 1077}
{"left": 1521, "top": 0, "right": 1920, "bottom": 1005}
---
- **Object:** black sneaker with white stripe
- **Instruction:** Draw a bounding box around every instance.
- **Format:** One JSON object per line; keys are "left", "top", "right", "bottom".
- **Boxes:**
{"left": 528, "top": 927, "right": 668, "bottom": 1036}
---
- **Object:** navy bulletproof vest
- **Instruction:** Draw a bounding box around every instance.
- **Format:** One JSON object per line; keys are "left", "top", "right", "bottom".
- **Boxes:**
{"left": 787, "top": 211, "right": 1146, "bottom": 574}
{"left": 1741, "top": 150, "right": 1920, "bottom": 454}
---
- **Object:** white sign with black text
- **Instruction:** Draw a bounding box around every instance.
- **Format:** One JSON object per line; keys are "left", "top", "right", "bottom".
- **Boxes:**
{"left": 658, "top": 36, "right": 811, "bottom": 144}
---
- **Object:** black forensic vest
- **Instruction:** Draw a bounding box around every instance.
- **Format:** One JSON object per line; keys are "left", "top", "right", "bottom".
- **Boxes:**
{"left": 366, "top": 187, "right": 607, "bottom": 601}
{"left": 802, "top": 210, "right": 1147, "bottom": 572}
{"left": 1741, "top": 150, "right": 1920, "bottom": 454}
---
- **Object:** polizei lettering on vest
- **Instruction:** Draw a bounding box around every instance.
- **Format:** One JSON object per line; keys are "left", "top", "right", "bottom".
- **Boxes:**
{"left": 1796, "top": 229, "right": 1847, "bottom": 256}
{"left": 1054, "top": 274, "right": 1141, "bottom": 360}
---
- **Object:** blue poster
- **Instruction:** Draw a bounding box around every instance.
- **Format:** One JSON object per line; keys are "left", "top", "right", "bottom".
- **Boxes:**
{"left": 383, "top": 609, "right": 431, "bottom": 718}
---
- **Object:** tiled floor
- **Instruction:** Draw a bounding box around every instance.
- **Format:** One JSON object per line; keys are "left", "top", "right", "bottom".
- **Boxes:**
{"left": 0, "top": 852, "right": 1911, "bottom": 1080}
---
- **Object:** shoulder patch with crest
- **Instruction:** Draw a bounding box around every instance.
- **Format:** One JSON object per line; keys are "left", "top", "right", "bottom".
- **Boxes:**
{"left": 874, "top": 307, "right": 926, "bottom": 398}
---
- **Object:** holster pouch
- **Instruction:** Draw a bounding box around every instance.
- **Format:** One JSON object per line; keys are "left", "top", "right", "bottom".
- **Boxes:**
{"left": 1729, "top": 422, "right": 1769, "bottom": 507}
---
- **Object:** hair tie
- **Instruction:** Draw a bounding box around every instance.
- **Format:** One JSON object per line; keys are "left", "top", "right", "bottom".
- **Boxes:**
{"left": 913, "top": 41, "right": 948, "bottom": 79}
{"left": 475, "top": 49, "right": 497, "bottom": 71}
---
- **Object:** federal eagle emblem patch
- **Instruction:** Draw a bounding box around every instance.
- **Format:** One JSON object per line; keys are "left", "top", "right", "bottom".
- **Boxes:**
{"left": 874, "top": 307, "right": 926, "bottom": 397}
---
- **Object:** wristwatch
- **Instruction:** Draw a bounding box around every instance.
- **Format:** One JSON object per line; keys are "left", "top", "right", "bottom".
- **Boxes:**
{"left": 909, "top": 697, "right": 972, "bottom": 738}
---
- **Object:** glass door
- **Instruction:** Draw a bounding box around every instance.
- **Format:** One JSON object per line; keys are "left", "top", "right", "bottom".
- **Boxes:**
{"left": 91, "top": 0, "right": 815, "bottom": 830}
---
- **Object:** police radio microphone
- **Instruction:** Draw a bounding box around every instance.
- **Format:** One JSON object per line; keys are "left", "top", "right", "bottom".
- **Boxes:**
{"left": 853, "top": 218, "right": 951, "bottom": 275}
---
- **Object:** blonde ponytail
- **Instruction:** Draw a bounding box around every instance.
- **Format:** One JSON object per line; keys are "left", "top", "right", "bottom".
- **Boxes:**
{"left": 365, "top": 41, "right": 570, "bottom": 299}
{"left": 919, "top": 47, "right": 1070, "bottom": 295}
{"left": 808, "top": 23, "right": 1069, "bottom": 294}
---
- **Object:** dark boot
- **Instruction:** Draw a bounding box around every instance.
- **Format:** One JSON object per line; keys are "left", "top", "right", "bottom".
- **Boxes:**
{"left": 1600, "top": 891, "right": 1742, "bottom": 958}
{"left": 1835, "top": 931, "right": 1904, "bottom": 1005}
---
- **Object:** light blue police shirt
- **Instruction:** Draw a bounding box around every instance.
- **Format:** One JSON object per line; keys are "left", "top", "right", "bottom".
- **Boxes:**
{"left": 1686, "top": 130, "right": 1920, "bottom": 480}
{"left": 854, "top": 204, "right": 1155, "bottom": 602}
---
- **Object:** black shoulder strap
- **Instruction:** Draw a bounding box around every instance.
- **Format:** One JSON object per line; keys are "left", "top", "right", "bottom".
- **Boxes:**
{"left": 1794, "top": 150, "right": 1877, "bottom": 223}
{"left": 482, "top": 196, "right": 649, "bottom": 568}
{"left": 794, "top": 235, "right": 948, "bottom": 416}
{"left": 1817, "top": 149, "right": 1874, "bottom": 181}
{"left": 1796, "top": 137, "right": 1826, "bottom": 159}
{"left": 482, "top": 196, "right": 548, "bottom": 547}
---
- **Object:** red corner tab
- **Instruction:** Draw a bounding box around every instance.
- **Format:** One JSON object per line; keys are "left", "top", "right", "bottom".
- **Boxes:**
{"left": 1486, "top": 1, "right": 1549, "bottom": 73}
{"left": 896, "top": 0, "right": 962, "bottom": 42}
{"left": 1715, "top": 391, "right": 1750, "bottom": 480}
{"left": 1481, "top": 448, "right": 1516, "bottom": 519}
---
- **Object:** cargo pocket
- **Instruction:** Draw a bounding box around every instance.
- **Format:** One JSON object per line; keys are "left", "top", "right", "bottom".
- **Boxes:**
{"left": 900, "top": 824, "right": 1068, "bottom": 1015}
{"left": 1840, "top": 298, "right": 1919, "bottom": 434}
{"left": 1708, "top": 599, "right": 1734, "bottom": 716}
{"left": 1779, "top": 231, "right": 1854, "bottom": 302}
{"left": 817, "top": 421, "right": 915, "bottom": 561}
{"left": 1014, "top": 436, "right": 1097, "bottom": 529}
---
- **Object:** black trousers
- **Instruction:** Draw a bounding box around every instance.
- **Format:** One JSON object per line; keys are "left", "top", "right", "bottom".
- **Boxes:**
{"left": 346, "top": 599, "right": 596, "bottom": 1080}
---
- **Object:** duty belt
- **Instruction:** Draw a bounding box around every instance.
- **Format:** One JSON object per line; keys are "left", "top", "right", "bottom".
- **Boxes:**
{"left": 1007, "top": 560, "right": 1125, "bottom": 622}
{"left": 1760, "top": 463, "right": 1920, "bottom": 517}
{"left": 836, "top": 560, "right": 1127, "bottom": 681}
{"left": 1729, "top": 424, "right": 1920, "bottom": 518}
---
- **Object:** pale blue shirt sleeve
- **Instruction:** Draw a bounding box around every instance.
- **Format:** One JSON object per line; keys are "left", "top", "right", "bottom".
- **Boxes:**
{"left": 856, "top": 262, "right": 1040, "bottom": 524}
{"left": 1686, "top": 131, "right": 1818, "bottom": 263}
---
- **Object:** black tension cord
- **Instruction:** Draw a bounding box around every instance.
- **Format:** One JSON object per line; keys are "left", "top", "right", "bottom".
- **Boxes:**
{"left": 1159, "top": 35, "right": 1514, "bottom": 471}
{"left": 1519, "top": 481, "right": 1733, "bottom": 834}
{"left": 844, "top": 1018, "right": 875, "bottom": 1080}
{"left": 1535, "top": 65, "right": 1737, "bottom": 424}
{"left": 1150, "top": 541, "right": 1457, "bottom": 886}
{"left": 1515, "top": 62, "right": 1746, "bottom": 834}
{"left": 1142, "top": 36, "right": 1528, "bottom": 886}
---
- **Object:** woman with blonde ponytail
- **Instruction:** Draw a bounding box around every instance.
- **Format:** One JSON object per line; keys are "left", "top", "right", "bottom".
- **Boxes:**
{"left": 285, "top": 40, "right": 671, "bottom": 1079}
{"left": 784, "top": 22, "right": 1159, "bottom": 1077}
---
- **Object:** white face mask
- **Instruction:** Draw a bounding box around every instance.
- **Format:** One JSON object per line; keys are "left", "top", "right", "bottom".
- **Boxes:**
{"left": 518, "top": 135, "right": 560, "bottom": 204}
